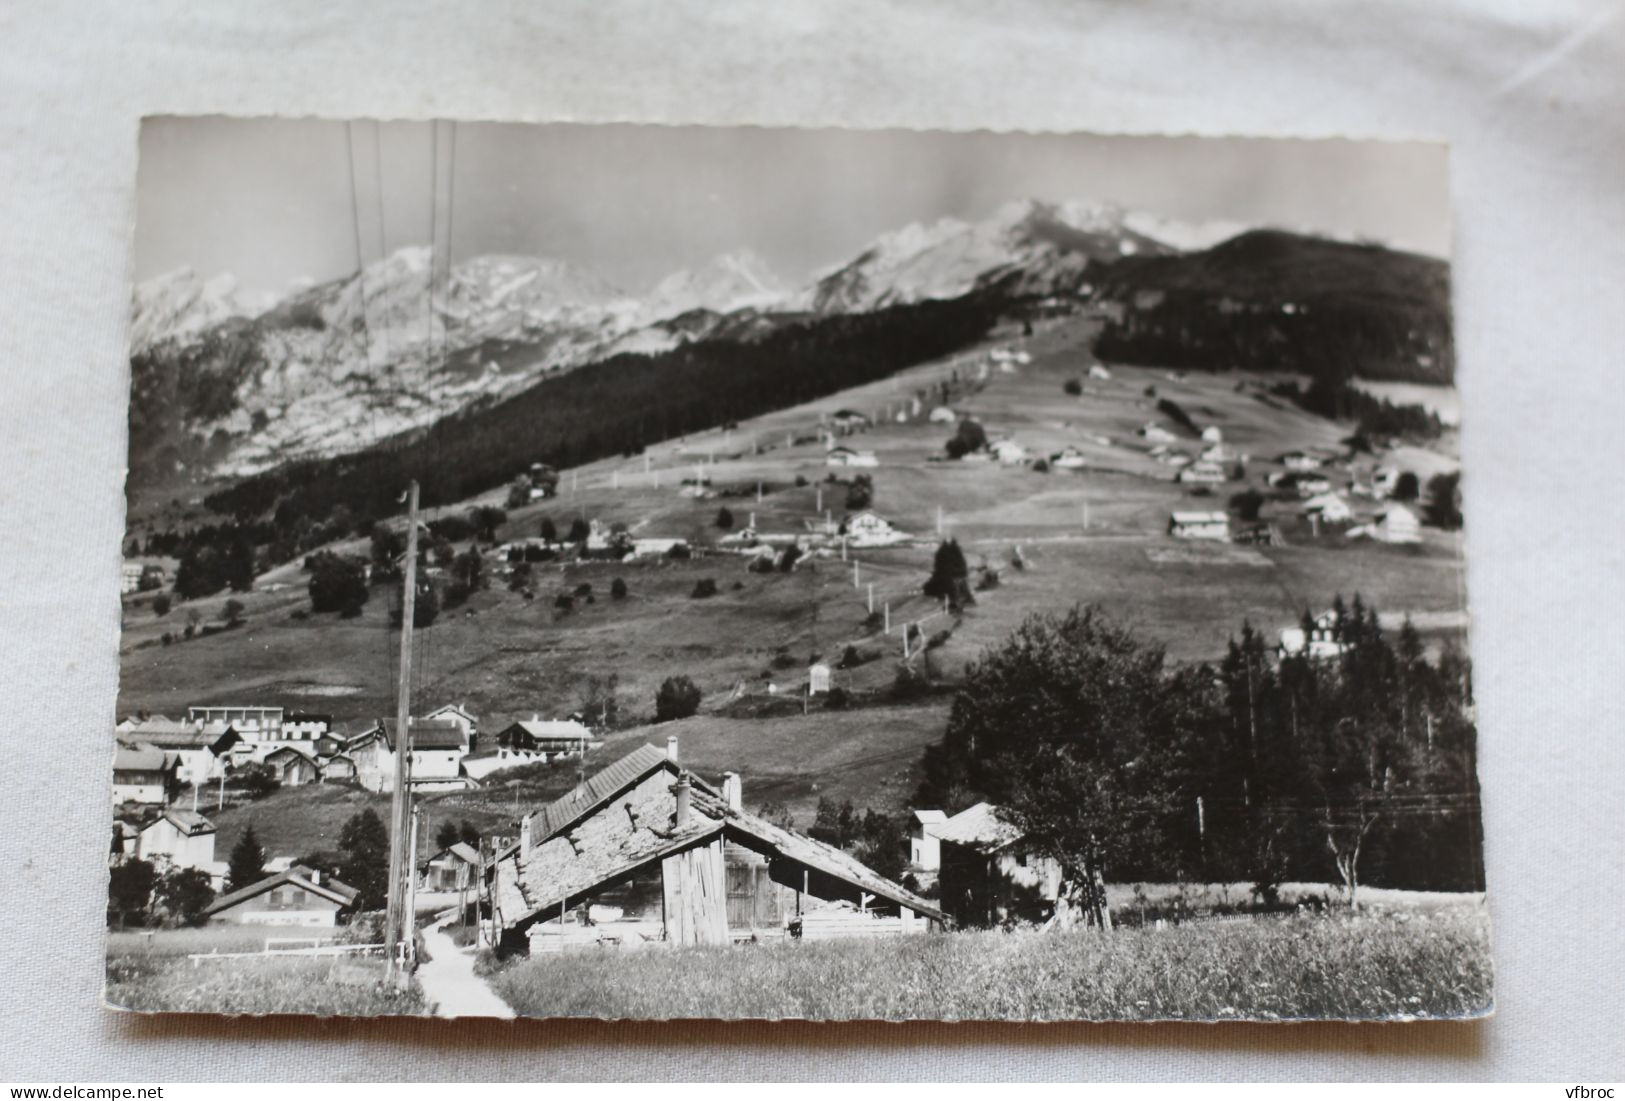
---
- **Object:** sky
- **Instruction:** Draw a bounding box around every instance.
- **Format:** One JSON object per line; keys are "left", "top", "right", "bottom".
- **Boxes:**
{"left": 134, "top": 117, "right": 1451, "bottom": 300}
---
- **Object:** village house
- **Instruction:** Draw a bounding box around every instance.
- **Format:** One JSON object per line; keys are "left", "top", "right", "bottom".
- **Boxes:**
{"left": 280, "top": 712, "right": 332, "bottom": 742}
{"left": 115, "top": 717, "right": 240, "bottom": 786}
{"left": 488, "top": 738, "right": 944, "bottom": 953}
{"left": 935, "top": 802, "right": 1065, "bottom": 929}
{"left": 120, "top": 561, "right": 167, "bottom": 595}
{"left": 1175, "top": 460, "right": 1227, "bottom": 485}
{"left": 928, "top": 406, "right": 957, "bottom": 424}
{"left": 1279, "top": 450, "right": 1323, "bottom": 472}
{"left": 423, "top": 703, "right": 480, "bottom": 744}
{"left": 1201, "top": 425, "right": 1224, "bottom": 444}
{"left": 1303, "top": 492, "right": 1354, "bottom": 525}
{"left": 1295, "top": 475, "right": 1334, "bottom": 498}
{"left": 1088, "top": 364, "right": 1112, "bottom": 380}
{"left": 461, "top": 717, "right": 598, "bottom": 780}
{"left": 205, "top": 865, "right": 360, "bottom": 927}
{"left": 1049, "top": 447, "right": 1088, "bottom": 470}
{"left": 348, "top": 717, "right": 476, "bottom": 793}
{"left": 132, "top": 808, "right": 217, "bottom": 871}
{"left": 1277, "top": 609, "right": 1352, "bottom": 661}
{"left": 112, "top": 745, "right": 179, "bottom": 806}
{"left": 828, "top": 409, "right": 870, "bottom": 432}
{"left": 187, "top": 705, "right": 284, "bottom": 758}
{"left": 842, "top": 510, "right": 909, "bottom": 548}
{"left": 908, "top": 809, "right": 948, "bottom": 873}
{"left": 808, "top": 662, "right": 832, "bottom": 695}
{"left": 988, "top": 439, "right": 1028, "bottom": 464}
{"left": 1168, "top": 511, "right": 1231, "bottom": 542}
{"left": 825, "top": 445, "right": 879, "bottom": 468}
{"left": 420, "top": 842, "right": 481, "bottom": 893}
{"left": 321, "top": 752, "right": 358, "bottom": 783}
{"left": 1199, "top": 443, "right": 1235, "bottom": 464}
{"left": 262, "top": 745, "right": 322, "bottom": 787}
{"left": 1349, "top": 503, "right": 1422, "bottom": 545}
{"left": 1139, "top": 423, "right": 1177, "bottom": 445}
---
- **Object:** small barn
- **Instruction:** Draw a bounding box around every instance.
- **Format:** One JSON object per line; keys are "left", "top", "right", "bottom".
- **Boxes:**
{"left": 936, "top": 802, "right": 1064, "bottom": 929}
{"left": 205, "top": 866, "right": 359, "bottom": 927}
{"left": 1168, "top": 511, "right": 1231, "bottom": 542}
{"left": 1201, "top": 425, "right": 1223, "bottom": 443}
{"left": 321, "top": 752, "right": 357, "bottom": 783}
{"left": 489, "top": 740, "right": 943, "bottom": 953}
{"left": 263, "top": 746, "right": 321, "bottom": 787}
{"left": 420, "top": 842, "right": 481, "bottom": 893}
{"left": 1049, "top": 447, "right": 1088, "bottom": 470}
{"left": 493, "top": 717, "right": 596, "bottom": 760}
{"left": 928, "top": 406, "right": 957, "bottom": 424}
{"left": 808, "top": 662, "right": 832, "bottom": 695}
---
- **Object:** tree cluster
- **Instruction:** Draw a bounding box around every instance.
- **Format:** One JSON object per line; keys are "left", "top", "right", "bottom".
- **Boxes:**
{"left": 914, "top": 598, "right": 1480, "bottom": 917}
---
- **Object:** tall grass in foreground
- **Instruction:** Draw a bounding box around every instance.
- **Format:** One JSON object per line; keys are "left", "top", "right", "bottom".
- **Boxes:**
{"left": 105, "top": 953, "right": 424, "bottom": 1017}
{"left": 491, "top": 906, "right": 1493, "bottom": 1022}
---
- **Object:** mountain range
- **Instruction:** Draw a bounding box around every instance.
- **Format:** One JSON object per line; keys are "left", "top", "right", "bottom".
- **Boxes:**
{"left": 127, "top": 199, "right": 1450, "bottom": 502}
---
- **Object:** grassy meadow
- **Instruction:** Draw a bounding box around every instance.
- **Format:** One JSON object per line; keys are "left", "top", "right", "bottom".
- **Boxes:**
{"left": 490, "top": 903, "right": 1492, "bottom": 1023}
{"left": 105, "top": 928, "right": 424, "bottom": 1016}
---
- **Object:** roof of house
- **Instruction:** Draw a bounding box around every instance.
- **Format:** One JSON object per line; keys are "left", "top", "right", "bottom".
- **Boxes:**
{"left": 912, "top": 809, "right": 948, "bottom": 825}
{"left": 493, "top": 754, "right": 945, "bottom": 927}
{"left": 264, "top": 745, "right": 319, "bottom": 765}
{"left": 1170, "top": 511, "right": 1229, "bottom": 525}
{"left": 146, "top": 808, "right": 215, "bottom": 836}
{"left": 113, "top": 745, "right": 173, "bottom": 773}
{"left": 933, "top": 802, "right": 1024, "bottom": 852}
{"left": 501, "top": 718, "right": 593, "bottom": 741}
{"left": 204, "top": 865, "right": 360, "bottom": 916}
{"left": 435, "top": 842, "right": 480, "bottom": 865}
{"left": 526, "top": 743, "right": 710, "bottom": 845}
{"left": 116, "top": 722, "right": 238, "bottom": 751}
{"left": 354, "top": 718, "right": 468, "bottom": 751}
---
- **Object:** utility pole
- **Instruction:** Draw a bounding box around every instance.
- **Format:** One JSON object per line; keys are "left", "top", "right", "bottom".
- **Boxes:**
{"left": 385, "top": 481, "right": 419, "bottom": 987}
{"left": 404, "top": 805, "right": 421, "bottom": 970}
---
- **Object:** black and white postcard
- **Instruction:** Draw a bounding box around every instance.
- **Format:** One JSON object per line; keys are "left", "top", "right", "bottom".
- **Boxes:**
{"left": 109, "top": 119, "right": 1487, "bottom": 1021}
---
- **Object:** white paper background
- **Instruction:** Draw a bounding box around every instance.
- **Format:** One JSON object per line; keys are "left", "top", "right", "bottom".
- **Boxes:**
{"left": 2, "top": 0, "right": 1622, "bottom": 1081}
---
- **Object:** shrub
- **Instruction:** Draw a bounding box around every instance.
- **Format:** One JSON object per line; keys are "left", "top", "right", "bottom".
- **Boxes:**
{"left": 554, "top": 593, "right": 574, "bottom": 613}
{"left": 945, "top": 419, "right": 988, "bottom": 460}
{"left": 1064, "top": 378, "right": 1083, "bottom": 396}
{"left": 825, "top": 687, "right": 850, "bottom": 710}
{"left": 845, "top": 474, "right": 873, "bottom": 510}
{"left": 655, "top": 675, "right": 702, "bottom": 722}
{"left": 667, "top": 543, "right": 691, "bottom": 560}
{"left": 152, "top": 593, "right": 171, "bottom": 617}
{"left": 716, "top": 507, "right": 735, "bottom": 530}
{"left": 1032, "top": 459, "right": 1050, "bottom": 473}
{"left": 308, "top": 552, "right": 368, "bottom": 615}
{"left": 923, "top": 538, "right": 974, "bottom": 609}
{"left": 222, "top": 598, "right": 245, "bottom": 625}
{"left": 1393, "top": 471, "right": 1421, "bottom": 502}
{"left": 610, "top": 577, "right": 628, "bottom": 599}
{"left": 574, "top": 582, "right": 593, "bottom": 598}
{"left": 1230, "top": 489, "right": 1266, "bottom": 522}
{"left": 691, "top": 578, "right": 718, "bottom": 599}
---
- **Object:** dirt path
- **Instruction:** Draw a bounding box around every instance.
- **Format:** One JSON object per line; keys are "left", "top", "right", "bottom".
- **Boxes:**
{"left": 416, "top": 915, "right": 515, "bottom": 1019}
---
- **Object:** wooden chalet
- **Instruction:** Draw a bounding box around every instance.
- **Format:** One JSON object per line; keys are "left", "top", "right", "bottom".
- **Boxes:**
{"left": 205, "top": 865, "right": 360, "bottom": 927}
{"left": 489, "top": 738, "right": 945, "bottom": 954}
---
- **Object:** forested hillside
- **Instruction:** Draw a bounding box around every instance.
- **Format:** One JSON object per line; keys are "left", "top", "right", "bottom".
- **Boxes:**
{"left": 1091, "top": 230, "right": 1454, "bottom": 385}
{"left": 203, "top": 291, "right": 1004, "bottom": 530}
